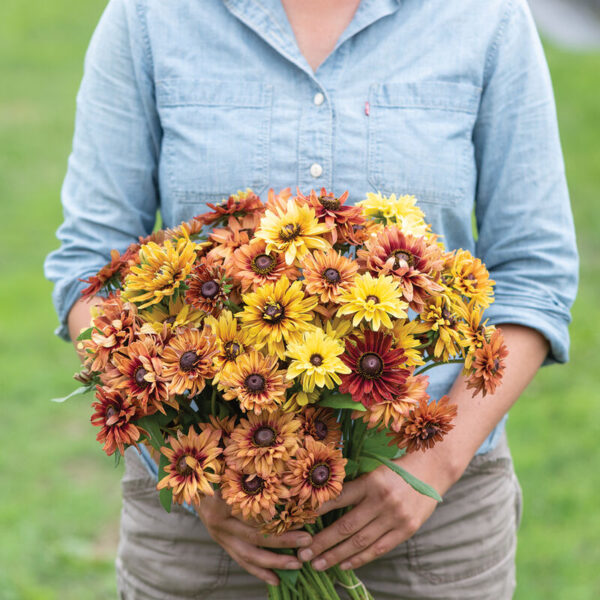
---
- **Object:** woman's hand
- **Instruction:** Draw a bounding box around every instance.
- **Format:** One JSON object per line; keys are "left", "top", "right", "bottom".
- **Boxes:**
{"left": 196, "top": 491, "right": 312, "bottom": 586}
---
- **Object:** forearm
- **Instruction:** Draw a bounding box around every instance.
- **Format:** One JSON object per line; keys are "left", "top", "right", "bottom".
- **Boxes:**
{"left": 67, "top": 296, "right": 103, "bottom": 361}
{"left": 398, "top": 323, "right": 549, "bottom": 494}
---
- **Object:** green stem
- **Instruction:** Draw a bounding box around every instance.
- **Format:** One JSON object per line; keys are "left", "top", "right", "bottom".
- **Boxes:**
{"left": 304, "top": 564, "right": 339, "bottom": 599}
{"left": 414, "top": 358, "right": 464, "bottom": 376}
{"left": 297, "top": 570, "right": 321, "bottom": 600}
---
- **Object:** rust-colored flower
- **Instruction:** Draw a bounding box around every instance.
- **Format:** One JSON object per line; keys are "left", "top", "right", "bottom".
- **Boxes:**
{"left": 465, "top": 328, "right": 508, "bottom": 397}
{"left": 185, "top": 258, "right": 229, "bottom": 316}
{"left": 284, "top": 436, "right": 346, "bottom": 509}
{"left": 90, "top": 385, "right": 140, "bottom": 456}
{"left": 157, "top": 427, "right": 223, "bottom": 507}
{"left": 298, "top": 406, "right": 342, "bottom": 447}
{"left": 261, "top": 500, "right": 318, "bottom": 536}
{"left": 339, "top": 329, "right": 411, "bottom": 407}
{"left": 200, "top": 190, "right": 265, "bottom": 228}
{"left": 220, "top": 351, "right": 291, "bottom": 413}
{"left": 302, "top": 249, "right": 358, "bottom": 303}
{"left": 228, "top": 239, "right": 299, "bottom": 292}
{"left": 357, "top": 226, "right": 444, "bottom": 312}
{"left": 207, "top": 217, "right": 252, "bottom": 263}
{"left": 224, "top": 411, "right": 300, "bottom": 474}
{"left": 221, "top": 468, "right": 289, "bottom": 522}
{"left": 160, "top": 326, "right": 218, "bottom": 396}
{"left": 389, "top": 396, "right": 457, "bottom": 453}
{"left": 80, "top": 249, "right": 128, "bottom": 299}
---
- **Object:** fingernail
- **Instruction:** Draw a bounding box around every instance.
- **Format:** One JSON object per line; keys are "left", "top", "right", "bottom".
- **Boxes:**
{"left": 298, "top": 549, "right": 313, "bottom": 562}
{"left": 268, "top": 578, "right": 279, "bottom": 586}
{"left": 312, "top": 558, "right": 327, "bottom": 571}
{"left": 297, "top": 535, "right": 312, "bottom": 547}
{"left": 286, "top": 561, "right": 302, "bottom": 570}
{"left": 340, "top": 561, "right": 351, "bottom": 571}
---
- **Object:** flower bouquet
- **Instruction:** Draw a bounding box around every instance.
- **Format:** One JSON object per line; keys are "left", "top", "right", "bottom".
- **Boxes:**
{"left": 56, "top": 188, "right": 507, "bottom": 600}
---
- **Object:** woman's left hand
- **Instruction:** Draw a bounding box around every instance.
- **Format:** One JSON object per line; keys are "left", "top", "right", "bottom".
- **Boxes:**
{"left": 296, "top": 460, "right": 443, "bottom": 572}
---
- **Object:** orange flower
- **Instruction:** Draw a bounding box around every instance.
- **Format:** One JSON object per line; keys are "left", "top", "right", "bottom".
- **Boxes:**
{"left": 224, "top": 411, "right": 300, "bottom": 474}
{"left": 157, "top": 427, "right": 223, "bottom": 507}
{"left": 207, "top": 217, "right": 252, "bottom": 263}
{"left": 284, "top": 436, "right": 346, "bottom": 509}
{"left": 261, "top": 500, "right": 318, "bottom": 536}
{"left": 298, "top": 406, "right": 342, "bottom": 447}
{"left": 160, "top": 326, "right": 218, "bottom": 396}
{"left": 302, "top": 249, "right": 358, "bottom": 303}
{"left": 185, "top": 258, "right": 229, "bottom": 316}
{"left": 465, "top": 328, "right": 508, "bottom": 397}
{"left": 80, "top": 249, "right": 128, "bottom": 299}
{"left": 200, "top": 190, "right": 265, "bottom": 227}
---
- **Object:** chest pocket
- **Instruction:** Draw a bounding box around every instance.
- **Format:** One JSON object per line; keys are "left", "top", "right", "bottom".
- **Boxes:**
{"left": 157, "top": 79, "right": 272, "bottom": 205}
{"left": 367, "top": 81, "right": 480, "bottom": 206}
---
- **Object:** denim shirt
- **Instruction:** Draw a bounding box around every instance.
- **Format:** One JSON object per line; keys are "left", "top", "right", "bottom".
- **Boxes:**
{"left": 45, "top": 0, "right": 578, "bottom": 469}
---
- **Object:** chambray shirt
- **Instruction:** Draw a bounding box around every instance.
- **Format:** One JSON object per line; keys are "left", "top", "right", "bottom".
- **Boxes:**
{"left": 45, "top": 0, "right": 578, "bottom": 465}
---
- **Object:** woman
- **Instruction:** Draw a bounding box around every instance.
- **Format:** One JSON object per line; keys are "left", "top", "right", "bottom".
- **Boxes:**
{"left": 45, "top": 0, "right": 578, "bottom": 598}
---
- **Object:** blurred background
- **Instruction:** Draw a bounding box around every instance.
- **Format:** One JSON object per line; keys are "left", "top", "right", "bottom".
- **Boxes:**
{"left": 1, "top": 0, "right": 598, "bottom": 598}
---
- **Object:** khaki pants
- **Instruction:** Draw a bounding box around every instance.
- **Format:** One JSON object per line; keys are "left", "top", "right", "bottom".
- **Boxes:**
{"left": 116, "top": 432, "right": 522, "bottom": 599}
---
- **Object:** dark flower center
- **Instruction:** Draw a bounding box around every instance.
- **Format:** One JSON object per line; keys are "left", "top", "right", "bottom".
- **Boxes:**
{"left": 263, "top": 302, "right": 284, "bottom": 322}
{"left": 318, "top": 195, "right": 340, "bottom": 211}
{"left": 279, "top": 223, "right": 301, "bottom": 241}
{"left": 392, "top": 250, "right": 415, "bottom": 269}
{"left": 180, "top": 351, "right": 199, "bottom": 372}
{"left": 224, "top": 341, "right": 241, "bottom": 360}
{"left": 245, "top": 374, "right": 266, "bottom": 392}
{"left": 422, "top": 424, "right": 439, "bottom": 440}
{"left": 252, "top": 254, "right": 276, "bottom": 274}
{"left": 309, "top": 463, "right": 331, "bottom": 487}
{"left": 310, "top": 354, "right": 323, "bottom": 367}
{"left": 441, "top": 308, "right": 456, "bottom": 327}
{"left": 465, "top": 273, "right": 476, "bottom": 281}
{"left": 253, "top": 426, "right": 276, "bottom": 447}
{"left": 105, "top": 406, "right": 118, "bottom": 420}
{"left": 201, "top": 280, "right": 220, "bottom": 299}
{"left": 164, "top": 315, "right": 177, "bottom": 325}
{"left": 176, "top": 455, "right": 193, "bottom": 476}
{"left": 242, "top": 474, "right": 264, "bottom": 495}
{"left": 134, "top": 367, "right": 149, "bottom": 387}
{"left": 493, "top": 358, "right": 500, "bottom": 373}
{"left": 314, "top": 420, "right": 328, "bottom": 441}
{"left": 358, "top": 352, "right": 383, "bottom": 379}
{"left": 323, "top": 268, "right": 341, "bottom": 284}
{"left": 366, "top": 295, "right": 379, "bottom": 304}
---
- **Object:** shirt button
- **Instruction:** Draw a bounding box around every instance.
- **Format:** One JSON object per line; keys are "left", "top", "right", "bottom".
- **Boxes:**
{"left": 313, "top": 92, "right": 325, "bottom": 106}
{"left": 310, "top": 163, "right": 323, "bottom": 178}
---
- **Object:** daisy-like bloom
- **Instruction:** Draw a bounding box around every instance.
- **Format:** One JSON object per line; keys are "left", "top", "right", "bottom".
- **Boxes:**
{"left": 357, "top": 226, "right": 444, "bottom": 313}
{"left": 111, "top": 337, "right": 172, "bottom": 415}
{"left": 138, "top": 296, "right": 204, "bottom": 334}
{"left": 82, "top": 295, "right": 141, "bottom": 372}
{"left": 284, "top": 436, "right": 346, "bottom": 509}
{"left": 90, "top": 385, "right": 141, "bottom": 456}
{"left": 80, "top": 249, "right": 128, "bottom": 299}
{"left": 356, "top": 373, "right": 429, "bottom": 432}
{"left": 224, "top": 411, "right": 300, "bottom": 474}
{"left": 228, "top": 239, "right": 299, "bottom": 292}
{"left": 160, "top": 326, "right": 218, "bottom": 396}
{"left": 281, "top": 390, "right": 320, "bottom": 413}
{"left": 418, "top": 294, "right": 466, "bottom": 362}
{"left": 388, "top": 396, "right": 457, "bottom": 453}
{"left": 465, "top": 328, "right": 508, "bottom": 397}
{"left": 313, "top": 315, "right": 354, "bottom": 341}
{"left": 298, "top": 188, "right": 366, "bottom": 245}
{"left": 221, "top": 468, "right": 289, "bottom": 522}
{"left": 358, "top": 192, "right": 430, "bottom": 237}
{"left": 204, "top": 310, "right": 251, "bottom": 384}
{"left": 459, "top": 304, "right": 492, "bottom": 370}
{"left": 286, "top": 328, "right": 351, "bottom": 393}
{"left": 207, "top": 217, "right": 251, "bottom": 263}
{"left": 265, "top": 187, "right": 293, "bottom": 213}
{"left": 199, "top": 415, "right": 237, "bottom": 445}
{"left": 200, "top": 189, "right": 265, "bottom": 228}
{"left": 339, "top": 329, "right": 411, "bottom": 407}
{"left": 337, "top": 272, "right": 408, "bottom": 331}
{"left": 220, "top": 351, "right": 291, "bottom": 413}
{"left": 157, "top": 427, "right": 223, "bottom": 508}
{"left": 122, "top": 235, "right": 197, "bottom": 309}
{"left": 302, "top": 250, "right": 358, "bottom": 303}
{"left": 185, "top": 258, "right": 230, "bottom": 316}
{"left": 239, "top": 276, "right": 317, "bottom": 359}
{"left": 388, "top": 319, "right": 430, "bottom": 367}
{"left": 443, "top": 249, "right": 495, "bottom": 309}
{"left": 298, "top": 406, "right": 342, "bottom": 447}
{"left": 261, "top": 500, "right": 318, "bottom": 536}
{"left": 255, "top": 197, "right": 331, "bottom": 265}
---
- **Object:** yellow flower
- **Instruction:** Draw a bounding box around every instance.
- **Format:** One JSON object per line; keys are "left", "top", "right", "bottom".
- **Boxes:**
{"left": 204, "top": 310, "right": 252, "bottom": 384}
{"left": 358, "top": 192, "right": 430, "bottom": 237}
{"left": 443, "top": 249, "right": 495, "bottom": 309}
{"left": 388, "top": 319, "right": 429, "bottom": 367}
{"left": 281, "top": 390, "right": 321, "bottom": 413}
{"left": 337, "top": 272, "right": 408, "bottom": 330}
{"left": 286, "top": 328, "right": 351, "bottom": 393}
{"left": 122, "top": 235, "right": 197, "bottom": 308}
{"left": 239, "top": 276, "right": 317, "bottom": 359}
{"left": 255, "top": 198, "right": 331, "bottom": 265}
{"left": 139, "top": 297, "right": 204, "bottom": 334}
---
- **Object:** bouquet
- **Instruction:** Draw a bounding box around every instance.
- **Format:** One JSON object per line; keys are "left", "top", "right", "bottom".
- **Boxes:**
{"left": 57, "top": 188, "right": 508, "bottom": 600}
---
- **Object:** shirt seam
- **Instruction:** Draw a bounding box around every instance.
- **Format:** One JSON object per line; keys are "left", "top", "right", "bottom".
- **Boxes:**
{"left": 482, "top": 0, "right": 516, "bottom": 88}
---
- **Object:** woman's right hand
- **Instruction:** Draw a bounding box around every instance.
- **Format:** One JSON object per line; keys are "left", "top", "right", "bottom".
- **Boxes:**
{"left": 195, "top": 492, "right": 311, "bottom": 586}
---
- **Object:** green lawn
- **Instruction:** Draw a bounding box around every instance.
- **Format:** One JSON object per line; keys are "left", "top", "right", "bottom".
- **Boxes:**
{"left": 1, "top": 2, "right": 598, "bottom": 598}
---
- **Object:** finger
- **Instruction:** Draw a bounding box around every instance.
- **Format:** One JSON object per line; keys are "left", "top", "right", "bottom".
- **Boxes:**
{"left": 310, "top": 519, "right": 391, "bottom": 572}
{"left": 225, "top": 535, "right": 303, "bottom": 571}
{"left": 316, "top": 478, "right": 366, "bottom": 516}
{"left": 236, "top": 558, "right": 280, "bottom": 586}
{"left": 297, "top": 502, "right": 375, "bottom": 563}
{"left": 222, "top": 517, "right": 312, "bottom": 549}
{"left": 338, "top": 530, "right": 404, "bottom": 571}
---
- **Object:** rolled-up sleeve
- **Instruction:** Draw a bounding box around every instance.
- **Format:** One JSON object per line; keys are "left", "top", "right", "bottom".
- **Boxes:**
{"left": 44, "top": 0, "right": 160, "bottom": 341}
{"left": 473, "top": 0, "right": 579, "bottom": 365}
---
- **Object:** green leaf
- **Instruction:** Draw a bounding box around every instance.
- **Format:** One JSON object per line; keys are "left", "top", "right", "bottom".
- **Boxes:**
{"left": 318, "top": 393, "right": 366, "bottom": 411}
{"left": 357, "top": 456, "right": 381, "bottom": 474}
{"left": 76, "top": 327, "right": 94, "bottom": 341}
{"left": 50, "top": 385, "right": 93, "bottom": 403}
{"left": 273, "top": 567, "right": 300, "bottom": 588}
{"left": 136, "top": 415, "right": 166, "bottom": 451}
{"left": 363, "top": 429, "right": 397, "bottom": 458}
{"left": 344, "top": 458, "right": 359, "bottom": 479}
{"left": 362, "top": 452, "right": 443, "bottom": 502}
{"left": 158, "top": 451, "right": 172, "bottom": 512}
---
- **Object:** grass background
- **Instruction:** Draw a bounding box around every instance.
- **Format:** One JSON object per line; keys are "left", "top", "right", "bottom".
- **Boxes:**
{"left": 1, "top": 1, "right": 598, "bottom": 598}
